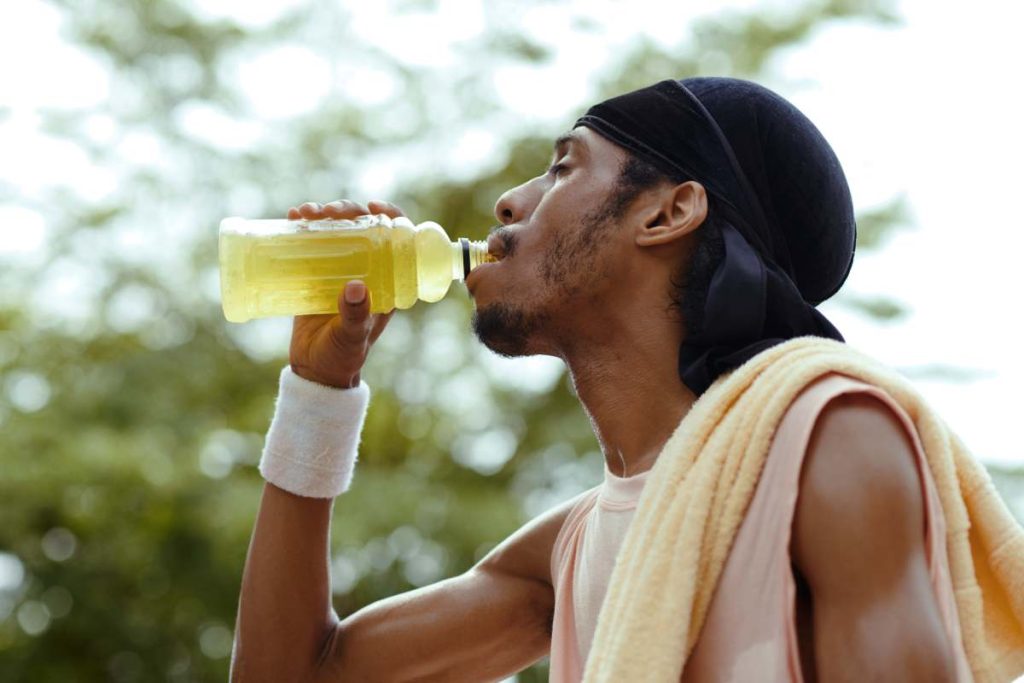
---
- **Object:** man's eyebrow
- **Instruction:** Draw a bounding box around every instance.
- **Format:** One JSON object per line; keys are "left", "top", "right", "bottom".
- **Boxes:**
{"left": 553, "top": 131, "right": 586, "bottom": 157}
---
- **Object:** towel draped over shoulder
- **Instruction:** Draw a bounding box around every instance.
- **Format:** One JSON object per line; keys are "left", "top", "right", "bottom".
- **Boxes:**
{"left": 581, "top": 336, "right": 1024, "bottom": 683}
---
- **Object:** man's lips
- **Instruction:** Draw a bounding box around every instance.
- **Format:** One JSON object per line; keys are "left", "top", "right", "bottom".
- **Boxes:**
{"left": 466, "top": 260, "right": 500, "bottom": 295}
{"left": 466, "top": 234, "right": 507, "bottom": 295}
{"left": 487, "top": 233, "right": 506, "bottom": 259}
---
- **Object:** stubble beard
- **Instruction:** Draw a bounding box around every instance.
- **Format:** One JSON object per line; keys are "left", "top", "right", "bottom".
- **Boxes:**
{"left": 471, "top": 302, "right": 550, "bottom": 358}
{"left": 471, "top": 193, "right": 625, "bottom": 358}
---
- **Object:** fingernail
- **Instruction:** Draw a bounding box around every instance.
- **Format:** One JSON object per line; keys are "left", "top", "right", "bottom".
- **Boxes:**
{"left": 345, "top": 281, "right": 366, "bottom": 304}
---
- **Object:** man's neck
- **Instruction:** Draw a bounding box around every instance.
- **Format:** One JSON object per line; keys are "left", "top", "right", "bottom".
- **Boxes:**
{"left": 561, "top": 311, "right": 697, "bottom": 478}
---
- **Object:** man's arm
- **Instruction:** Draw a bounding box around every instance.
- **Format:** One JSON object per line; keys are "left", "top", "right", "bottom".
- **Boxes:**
{"left": 231, "top": 198, "right": 575, "bottom": 682}
{"left": 231, "top": 481, "right": 585, "bottom": 683}
{"left": 791, "top": 392, "right": 957, "bottom": 683}
{"left": 231, "top": 483, "right": 335, "bottom": 681}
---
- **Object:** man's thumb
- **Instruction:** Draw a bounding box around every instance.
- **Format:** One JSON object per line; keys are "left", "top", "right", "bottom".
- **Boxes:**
{"left": 327, "top": 281, "right": 371, "bottom": 344}
{"left": 344, "top": 281, "right": 367, "bottom": 306}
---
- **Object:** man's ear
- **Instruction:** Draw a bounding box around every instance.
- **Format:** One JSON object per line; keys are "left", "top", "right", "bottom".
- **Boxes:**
{"left": 634, "top": 181, "right": 708, "bottom": 248}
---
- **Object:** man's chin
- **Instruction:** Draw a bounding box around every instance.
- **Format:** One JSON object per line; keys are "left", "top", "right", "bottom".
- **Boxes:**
{"left": 470, "top": 302, "right": 547, "bottom": 358}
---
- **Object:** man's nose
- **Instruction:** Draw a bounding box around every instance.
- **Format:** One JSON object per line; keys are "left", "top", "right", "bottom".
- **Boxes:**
{"left": 493, "top": 183, "right": 531, "bottom": 226}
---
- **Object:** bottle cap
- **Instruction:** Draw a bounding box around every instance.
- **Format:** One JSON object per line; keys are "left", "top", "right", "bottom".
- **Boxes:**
{"left": 459, "top": 237, "right": 472, "bottom": 279}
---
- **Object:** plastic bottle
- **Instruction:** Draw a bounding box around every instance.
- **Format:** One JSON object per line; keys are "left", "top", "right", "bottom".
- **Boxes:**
{"left": 218, "top": 214, "right": 495, "bottom": 322}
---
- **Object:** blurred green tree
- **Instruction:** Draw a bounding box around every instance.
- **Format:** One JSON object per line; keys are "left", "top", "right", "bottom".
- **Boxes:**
{"left": 2, "top": 1, "right": 1018, "bottom": 681}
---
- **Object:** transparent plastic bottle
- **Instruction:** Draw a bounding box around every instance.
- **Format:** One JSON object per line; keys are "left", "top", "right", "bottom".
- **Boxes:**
{"left": 218, "top": 214, "right": 495, "bottom": 323}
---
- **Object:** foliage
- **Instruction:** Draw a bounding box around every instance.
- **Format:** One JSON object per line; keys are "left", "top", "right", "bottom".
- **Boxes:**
{"left": 3, "top": 1, "right": 1016, "bottom": 681}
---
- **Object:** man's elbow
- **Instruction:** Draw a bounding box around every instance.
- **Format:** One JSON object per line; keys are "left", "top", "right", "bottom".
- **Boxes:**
{"left": 228, "top": 623, "right": 342, "bottom": 683}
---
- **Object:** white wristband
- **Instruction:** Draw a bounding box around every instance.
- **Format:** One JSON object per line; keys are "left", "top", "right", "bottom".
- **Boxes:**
{"left": 258, "top": 366, "right": 371, "bottom": 498}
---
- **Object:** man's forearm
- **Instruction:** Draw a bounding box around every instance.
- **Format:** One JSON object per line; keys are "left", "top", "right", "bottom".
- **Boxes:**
{"left": 231, "top": 482, "right": 337, "bottom": 682}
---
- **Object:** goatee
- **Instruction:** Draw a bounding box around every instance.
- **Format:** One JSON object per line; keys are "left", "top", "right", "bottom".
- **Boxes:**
{"left": 471, "top": 302, "right": 550, "bottom": 358}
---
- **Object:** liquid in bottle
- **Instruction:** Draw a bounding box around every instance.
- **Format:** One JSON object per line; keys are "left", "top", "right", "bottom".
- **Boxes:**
{"left": 219, "top": 214, "right": 494, "bottom": 322}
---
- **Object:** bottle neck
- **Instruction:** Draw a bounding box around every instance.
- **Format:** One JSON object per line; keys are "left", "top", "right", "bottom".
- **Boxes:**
{"left": 450, "top": 238, "right": 493, "bottom": 281}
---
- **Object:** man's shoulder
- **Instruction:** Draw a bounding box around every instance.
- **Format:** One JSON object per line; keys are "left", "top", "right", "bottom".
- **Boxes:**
{"left": 779, "top": 372, "right": 914, "bottom": 468}
{"left": 786, "top": 382, "right": 958, "bottom": 680}
{"left": 808, "top": 383, "right": 919, "bottom": 476}
{"left": 803, "top": 385, "right": 922, "bottom": 511}
{"left": 792, "top": 388, "right": 927, "bottom": 583}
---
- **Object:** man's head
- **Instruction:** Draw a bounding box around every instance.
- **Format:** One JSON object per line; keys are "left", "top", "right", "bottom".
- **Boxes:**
{"left": 468, "top": 125, "right": 724, "bottom": 360}
{"left": 469, "top": 77, "right": 855, "bottom": 395}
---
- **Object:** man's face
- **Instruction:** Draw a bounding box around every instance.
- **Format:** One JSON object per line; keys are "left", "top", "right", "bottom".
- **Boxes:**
{"left": 467, "top": 126, "right": 633, "bottom": 358}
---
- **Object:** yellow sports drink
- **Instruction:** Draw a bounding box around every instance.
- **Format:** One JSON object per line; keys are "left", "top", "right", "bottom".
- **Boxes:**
{"left": 218, "top": 214, "right": 495, "bottom": 322}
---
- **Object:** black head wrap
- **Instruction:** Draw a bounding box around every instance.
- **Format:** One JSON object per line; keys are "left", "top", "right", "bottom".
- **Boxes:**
{"left": 574, "top": 77, "right": 856, "bottom": 396}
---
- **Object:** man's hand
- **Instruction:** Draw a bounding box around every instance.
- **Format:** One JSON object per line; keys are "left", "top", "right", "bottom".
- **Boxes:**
{"left": 286, "top": 198, "right": 402, "bottom": 388}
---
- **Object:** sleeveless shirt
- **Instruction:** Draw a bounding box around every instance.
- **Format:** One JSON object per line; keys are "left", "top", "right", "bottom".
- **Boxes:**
{"left": 548, "top": 371, "right": 973, "bottom": 682}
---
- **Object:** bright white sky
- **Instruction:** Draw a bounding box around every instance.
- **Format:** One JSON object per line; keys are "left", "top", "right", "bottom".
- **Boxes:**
{"left": 0, "top": 0, "right": 1022, "bottom": 473}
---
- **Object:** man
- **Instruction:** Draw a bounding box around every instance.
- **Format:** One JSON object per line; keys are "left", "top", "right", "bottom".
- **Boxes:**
{"left": 230, "top": 78, "right": 962, "bottom": 681}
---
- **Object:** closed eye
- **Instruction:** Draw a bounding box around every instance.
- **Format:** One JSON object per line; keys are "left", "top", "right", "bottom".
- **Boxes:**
{"left": 547, "top": 162, "right": 568, "bottom": 177}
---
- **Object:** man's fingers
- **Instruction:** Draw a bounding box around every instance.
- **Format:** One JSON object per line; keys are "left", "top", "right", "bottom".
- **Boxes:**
{"left": 367, "top": 199, "right": 405, "bottom": 219}
{"left": 298, "top": 202, "right": 323, "bottom": 219}
{"left": 323, "top": 199, "right": 370, "bottom": 219}
{"left": 289, "top": 199, "right": 391, "bottom": 221}
{"left": 369, "top": 310, "right": 394, "bottom": 344}
{"left": 322, "top": 201, "right": 346, "bottom": 218}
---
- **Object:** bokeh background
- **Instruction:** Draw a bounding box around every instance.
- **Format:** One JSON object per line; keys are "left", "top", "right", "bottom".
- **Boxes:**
{"left": 1, "top": 0, "right": 1022, "bottom": 680}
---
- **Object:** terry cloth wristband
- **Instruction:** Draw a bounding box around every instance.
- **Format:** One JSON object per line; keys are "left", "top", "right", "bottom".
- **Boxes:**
{"left": 259, "top": 365, "right": 371, "bottom": 498}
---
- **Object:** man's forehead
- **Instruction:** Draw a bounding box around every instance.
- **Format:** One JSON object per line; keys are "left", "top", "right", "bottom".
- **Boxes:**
{"left": 553, "top": 129, "right": 589, "bottom": 155}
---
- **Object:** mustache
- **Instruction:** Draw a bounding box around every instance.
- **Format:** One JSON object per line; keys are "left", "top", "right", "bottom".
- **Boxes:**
{"left": 487, "top": 224, "right": 519, "bottom": 258}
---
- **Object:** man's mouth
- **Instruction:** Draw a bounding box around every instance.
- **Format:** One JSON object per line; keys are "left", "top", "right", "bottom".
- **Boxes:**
{"left": 466, "top": 259, "right": 500, "bottom": 294}
{"left": 466, "top": 228, "right": 512, "bottom": 295}
{"left": 486, "top": 232, "right": 509, "bottom": 261}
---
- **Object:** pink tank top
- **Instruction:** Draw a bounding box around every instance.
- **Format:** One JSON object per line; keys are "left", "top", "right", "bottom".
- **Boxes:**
{"left": 548, "top": 372, "right": 973, "bottom": 682}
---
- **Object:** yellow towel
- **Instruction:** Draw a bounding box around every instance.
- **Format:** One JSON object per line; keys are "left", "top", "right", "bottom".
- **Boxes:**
{"left": 582, "top": 336, "right": 1024, "bottom": 683}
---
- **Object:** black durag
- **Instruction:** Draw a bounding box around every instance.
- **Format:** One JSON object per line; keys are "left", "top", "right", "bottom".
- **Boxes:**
{"left": 574, "top": 77, "right": 856, "bottom": 396}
